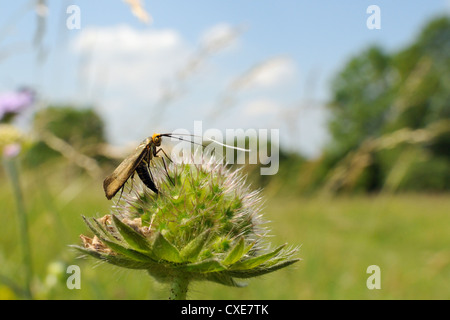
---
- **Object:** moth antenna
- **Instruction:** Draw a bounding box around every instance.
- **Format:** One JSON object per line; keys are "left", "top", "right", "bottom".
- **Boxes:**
{"left": 161, "top": 133, "right": 251, "bottom": 152}
{"left": 206, "top": 137, "right": 251, "bottom": 152}
{"left": 162, "top": 134, "right": 205, "bottom": 147}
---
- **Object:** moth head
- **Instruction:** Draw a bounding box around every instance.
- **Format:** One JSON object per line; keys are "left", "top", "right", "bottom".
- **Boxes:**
{"left": 152, "top": 133, "right": 162, "bottom": 146}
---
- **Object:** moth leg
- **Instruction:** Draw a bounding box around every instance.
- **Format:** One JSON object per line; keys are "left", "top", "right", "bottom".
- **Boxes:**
{"left": 155, "top": 147, "right": 173, "bottom": 163}
{"left": 162, "top": 156, "right": 175, "bottom": 186}
{"left": 119, "top": 171, "right": 136, "bottom": 202}
{"left": 153, "top": 147, "right": 174, "bottom": 186}
{"left": 130, "top": 171, "right": 135, "bottom": 189}
{"left": 117, "top": 184, "right": 125, "bottom": 203}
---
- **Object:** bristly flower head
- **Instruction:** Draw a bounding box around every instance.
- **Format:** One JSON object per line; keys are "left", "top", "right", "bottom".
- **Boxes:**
{"left": 75, "top": 154, "right": 300, "bottom": 295}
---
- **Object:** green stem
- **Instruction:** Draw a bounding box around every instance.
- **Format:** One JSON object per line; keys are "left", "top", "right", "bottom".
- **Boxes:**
{"left": 169, "top": 276, "right": 189, "bottom": 300}
{"left": 3, "top": 158, "right": 33, "bottom": 299}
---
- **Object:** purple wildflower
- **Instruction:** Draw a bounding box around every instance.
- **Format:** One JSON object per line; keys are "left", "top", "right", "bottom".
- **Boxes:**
{"left": 0, "top": 88, "right": 35, "bottom": 122}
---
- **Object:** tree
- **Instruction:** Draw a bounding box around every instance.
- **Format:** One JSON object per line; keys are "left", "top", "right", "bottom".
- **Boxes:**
{"left": 322, "top": 16, "right": 450, "bottom": 192}
{"left": 25, "top": 106, "right": 106, "bottom": 169}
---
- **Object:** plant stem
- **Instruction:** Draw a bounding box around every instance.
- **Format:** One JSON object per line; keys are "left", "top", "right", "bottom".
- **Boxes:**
{"left": 3, "top": 158, "right": 33, "bottom": 299}
{"left": 168, "top": 276, "right": 189, "bottom": 300}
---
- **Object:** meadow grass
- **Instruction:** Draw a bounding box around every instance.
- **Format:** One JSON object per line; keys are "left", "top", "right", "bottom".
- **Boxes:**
{"left": 0, "top": 165, "right": 449, "bottom": 299}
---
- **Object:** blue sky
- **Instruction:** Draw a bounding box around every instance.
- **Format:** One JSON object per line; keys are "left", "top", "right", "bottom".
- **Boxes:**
{"left": 0, "top": 1, "right": 448, "bottom": 157}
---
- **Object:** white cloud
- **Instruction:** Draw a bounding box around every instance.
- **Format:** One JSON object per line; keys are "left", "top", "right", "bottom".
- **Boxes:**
{"left": 71, "top": 25, "right": 193, "bottom": 143}
{"left": 72, "top": 25, "right": 190, "bottom": 100}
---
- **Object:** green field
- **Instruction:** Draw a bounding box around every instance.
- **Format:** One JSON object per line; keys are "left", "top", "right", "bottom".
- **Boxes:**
{"left": 0, "top": 165, "right": 449, "bottom": 299}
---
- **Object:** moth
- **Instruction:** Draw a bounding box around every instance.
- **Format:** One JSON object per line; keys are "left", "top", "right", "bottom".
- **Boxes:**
{"left": 103, "top": 133, "right": 250, "bottom": 200}
{"left": 103, "top": 133, "right": 173, "bottom": 200}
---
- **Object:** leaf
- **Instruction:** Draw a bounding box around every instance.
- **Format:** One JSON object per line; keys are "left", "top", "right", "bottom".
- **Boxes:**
{"left": 82, "top": 216, "right": 104, "bottom": 239}
{"left": 205, "top": 272, "right": 247, "bottom": 287}
{"left": 92, "top": 217, "right": 117, "bottom": 242}
{"left": 230, "top": 243, "right": 287, "bottom": 270}
{"left": 179, "top": 229, "right": 211, "bottom": 262}
{"left": 70, "top": 245, "right": 150, "bottom": 270}
{"left": 100, "top": 238, "right": 157, "bottom": 264}
{"left": 82, "top": 216, "right": 119, "bottom": 245}
{"left": 222, "top": 237, "right": 245, "bottom": 265}
{"left": 82, "top": 216, "right": 159, "bottom": 262}
{"left": 112, "top": 215, "right": 151, "bottom": 252}
{"left": 179, "top": 259, "right": 225, "bottom": 273}
{"left": 152, "top": 232, "right": 182, "bottom": 263}
{"left": 228, "top": 259, "right": 301, "bottom": 278}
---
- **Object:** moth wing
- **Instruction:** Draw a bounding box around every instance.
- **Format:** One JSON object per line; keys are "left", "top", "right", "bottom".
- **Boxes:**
{"left": 103, "top": 144, "right": 148, "bottom": 199}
